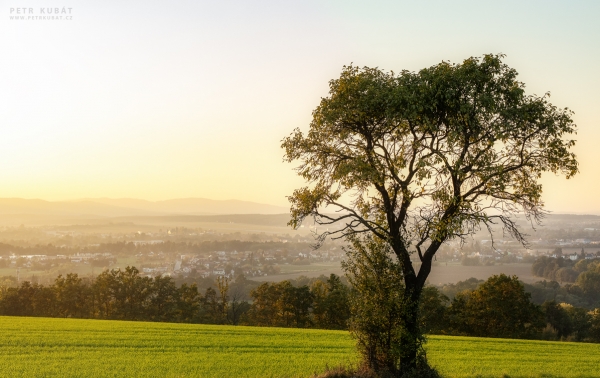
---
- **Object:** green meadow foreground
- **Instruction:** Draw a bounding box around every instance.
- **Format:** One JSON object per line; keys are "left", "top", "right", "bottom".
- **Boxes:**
{"left": 0, "top": 317, "right": 599, "bottom": 377}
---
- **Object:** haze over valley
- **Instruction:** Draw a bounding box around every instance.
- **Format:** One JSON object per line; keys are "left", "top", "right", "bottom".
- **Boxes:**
{"left": 2, "top": 196, "right": 599, "bottom": 290}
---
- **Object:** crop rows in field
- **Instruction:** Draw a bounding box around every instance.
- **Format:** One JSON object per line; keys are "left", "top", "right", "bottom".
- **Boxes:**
{"left": 428, "top": 336, "right": 600, "bottom": 377}
{"left": 0, "top": 317, "right": 355, "bottom": 378}
{"left": 0, "top": 317, "right": 599, "bottom": 377}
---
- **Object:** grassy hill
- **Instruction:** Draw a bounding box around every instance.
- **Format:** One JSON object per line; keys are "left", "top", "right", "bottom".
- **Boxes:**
{"left": 1, "top": 317, "right": 599, "bottom": 377}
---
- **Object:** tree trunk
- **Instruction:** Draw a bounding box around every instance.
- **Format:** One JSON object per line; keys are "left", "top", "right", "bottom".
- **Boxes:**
{"left": 396, "top": 247, "right": 433, "bottom": 375}
{"left": 398, "top": 284, "right": 422, "bottom": 375}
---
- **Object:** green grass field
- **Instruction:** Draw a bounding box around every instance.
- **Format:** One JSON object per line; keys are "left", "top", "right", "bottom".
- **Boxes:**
{"left": 0, "top": 317, "right": 599, "bottom": 377}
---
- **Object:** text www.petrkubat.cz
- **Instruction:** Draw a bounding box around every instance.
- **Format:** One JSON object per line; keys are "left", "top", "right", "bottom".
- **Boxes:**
{"left": 9, "top": 7, "right": 73, "bottom": 20}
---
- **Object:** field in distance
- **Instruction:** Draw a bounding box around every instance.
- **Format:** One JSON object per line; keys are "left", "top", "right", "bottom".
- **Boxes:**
{"left": 251, "top": 262, "right": 538, "bottom": 285}
{"left": 1, "top": 317, "right": 600, "bottom": 377}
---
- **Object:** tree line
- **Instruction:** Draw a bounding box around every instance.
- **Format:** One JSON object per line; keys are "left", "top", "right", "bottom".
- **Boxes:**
{"left": 531, "top": 256, "right": 600, "bottom": 307}
{"left": 421, "top": 274, "right": 600, "bottom": 342}
{"left": 0, "top": 267, "right": 350, "bottom": 328}
{"left": 0, "top": 266, "right": 599, "bottom": 344}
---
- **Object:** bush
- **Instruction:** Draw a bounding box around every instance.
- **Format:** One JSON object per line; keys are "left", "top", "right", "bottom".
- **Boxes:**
{"left": 342, "top": 236, "right": 439, "bottom": 377}
{"left": 312, "top": 365, "right": 375, "bottom": 378}
{"left": 312, "top": 363, "right": 441, "bottom": 378}
{"left": 342, "top": 236, "right": 407, "bottom": 375}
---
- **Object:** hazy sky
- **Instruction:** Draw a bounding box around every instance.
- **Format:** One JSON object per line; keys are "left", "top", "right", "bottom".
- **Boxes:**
{"left": 1, "top": 1, "right": 599, "bottom": 212}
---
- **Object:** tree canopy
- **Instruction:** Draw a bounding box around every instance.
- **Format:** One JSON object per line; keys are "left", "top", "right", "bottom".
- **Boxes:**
{"left": 283, "top": 54, "right": 577, "bottom": 288}
{"left": 448, "top": 274, "right": 544, "bottom": 338}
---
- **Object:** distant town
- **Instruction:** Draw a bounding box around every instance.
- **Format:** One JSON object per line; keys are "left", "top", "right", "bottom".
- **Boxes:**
{"left": 0, "top": 212, "right": 599, "bottom": 286}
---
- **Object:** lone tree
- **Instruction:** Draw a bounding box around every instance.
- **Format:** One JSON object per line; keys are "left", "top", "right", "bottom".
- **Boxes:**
{"left": 282, "top": 54, "right": 577, "bottom": 374}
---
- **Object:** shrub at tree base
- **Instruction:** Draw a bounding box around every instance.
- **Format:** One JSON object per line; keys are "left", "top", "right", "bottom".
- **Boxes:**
{"left": 342, "top": 235, "right": 440, "bottom": 377}
{"left": 312, "top": 365, "right": 375, "bottom": 378}
{"left": 312, "top": 364, "right": 441, "bottom": 378}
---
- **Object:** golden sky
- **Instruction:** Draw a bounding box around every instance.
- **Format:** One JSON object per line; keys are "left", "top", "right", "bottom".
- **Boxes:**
{"left": 1, "top": 1, "right": 599, "bottom": 212}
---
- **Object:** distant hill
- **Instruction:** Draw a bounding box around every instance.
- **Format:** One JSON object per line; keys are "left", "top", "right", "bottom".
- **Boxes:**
{"left": 3, "top": 197, "right": 597, "bottom": 228}
{"left": 0, "top": 198, "right": 289, "bottom": 224}
{"left": 114, "top": 214, "right": 292, "bottom": 227}
{"left": 77, "top": 198, "right": 288, "bottom": 215}
{"left": 0, "top": 198, "right": 158, "bottom": 218}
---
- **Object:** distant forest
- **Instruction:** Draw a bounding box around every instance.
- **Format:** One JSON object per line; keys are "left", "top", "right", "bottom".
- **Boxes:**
{"left": 1, "top": 268, "right": 599, "bottom": 344}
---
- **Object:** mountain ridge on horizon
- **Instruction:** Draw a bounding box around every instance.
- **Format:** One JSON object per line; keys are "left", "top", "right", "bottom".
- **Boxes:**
{"left": 1, "top": 198, "right": 598, "bottom": 227}
{"left": 0, "top": 197, "right": 289, "bottom": 220}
